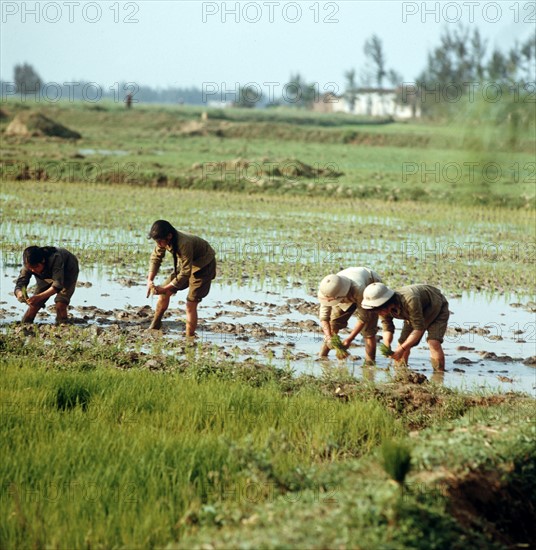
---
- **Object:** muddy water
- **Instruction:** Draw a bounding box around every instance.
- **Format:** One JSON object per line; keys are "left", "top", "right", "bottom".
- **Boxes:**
{"left": 1, "top": 268, "right": 535, "bottom": 396}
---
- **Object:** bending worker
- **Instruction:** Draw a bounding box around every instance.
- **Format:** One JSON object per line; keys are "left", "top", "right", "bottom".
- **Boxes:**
{"left": 146, "top": 220, "right": 216, "bottom": 336}
{"left": 14, "top": 246, "right": 79, "bottom": 324}
{"left": 317, "top": 267, "right": 382, "bottom": 363}
{"left": 361, "top": 282, "right": 449, "bottom": 371}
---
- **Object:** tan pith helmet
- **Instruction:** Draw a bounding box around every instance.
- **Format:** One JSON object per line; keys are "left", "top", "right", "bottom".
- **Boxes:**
{"left": 318, "top": 274, "right": 352, "bottom": 306}
{"left": 361, "top": 282, "right": 395, "bottom": 309}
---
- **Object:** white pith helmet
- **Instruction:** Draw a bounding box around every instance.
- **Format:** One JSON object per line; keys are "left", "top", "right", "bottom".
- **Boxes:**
{"left": 361, "top": 282, "right": 395, "bottom": 309}
{"left": 317, "top": 274, "right": 352, "bottom": 307}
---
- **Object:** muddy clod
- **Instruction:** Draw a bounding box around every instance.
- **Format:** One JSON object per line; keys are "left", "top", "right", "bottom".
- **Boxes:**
{"left": 454, "top": 357, "right": 476, "bottom": 364}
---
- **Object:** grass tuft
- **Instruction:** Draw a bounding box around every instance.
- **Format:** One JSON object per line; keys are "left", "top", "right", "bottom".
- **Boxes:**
{"left": 381, "top": 440, "right": 412, "bottom": 486}
{"left": 54, "top": 380, "right": 91, "bottom": 411}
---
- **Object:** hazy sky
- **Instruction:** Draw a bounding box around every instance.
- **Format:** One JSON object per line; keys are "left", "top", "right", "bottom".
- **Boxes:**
{"left": 1, "top": 0, "right": 532, "bottom": 94}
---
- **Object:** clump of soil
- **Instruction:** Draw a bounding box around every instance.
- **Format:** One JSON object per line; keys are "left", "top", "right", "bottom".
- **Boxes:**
{"left": 446, "top": 459, "right": 536, "bottom": 547}
{"left": 6, "top": 163, "right": 48, "bottom": 181}
{"left": 177, "top": 120, "right": 224, "bottom": 137}
{"left": 192, "top": 157, "right": 342, "bottom": 180}
{"left": 5, "top": 112, "right": 81, "bottom": 139}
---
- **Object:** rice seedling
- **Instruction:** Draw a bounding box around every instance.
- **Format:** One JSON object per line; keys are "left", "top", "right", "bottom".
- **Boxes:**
{"left": 330, "top": 334, "right": 350, "bottom": 360}
{"left": 19, "top": 286, "right": 28, "bottom": 302}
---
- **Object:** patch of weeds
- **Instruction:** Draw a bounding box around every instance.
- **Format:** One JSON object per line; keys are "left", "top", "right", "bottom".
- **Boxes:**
{"left": 0, "top": 334, "right": 7, "bottom": 353}
{"left": 54, "top": 380, "right": 91, "bottom": 411}
{"left": 382, "top": 440, "right": 412, "bottom": 486}
{"left": 229, "top": 432, "right": 335, "bottom": 495}
{"left": 392, "top": 498, "right": 487, "bottom": 550}
{"left": 73, "top": 361, "right": 98, "bottom": 372}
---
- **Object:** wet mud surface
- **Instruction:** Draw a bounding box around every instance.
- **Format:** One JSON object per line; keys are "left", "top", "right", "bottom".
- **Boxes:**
{"left": 1, "top": 269, "right": 535, "bottom": 396}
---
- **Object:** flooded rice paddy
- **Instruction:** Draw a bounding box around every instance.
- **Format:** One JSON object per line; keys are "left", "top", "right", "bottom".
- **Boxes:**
{"left": 2, "top": 183, "right": 534, "bottom": 397}
{"left": 2, "top": 267, "right": 534, "bottom": 396}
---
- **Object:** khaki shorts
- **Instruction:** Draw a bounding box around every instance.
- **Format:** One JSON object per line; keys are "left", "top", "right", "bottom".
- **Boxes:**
{"left": 165, "top": 258, "right": 216, "bottom": 303}
{"left": 329, "top": 304, "right": 378, "bottom": 338}
{"left": 399, "top": 300, "right": 450, "bottom": 344}
{"left": 35, "top": 277, "right": 78, "bottom": 305}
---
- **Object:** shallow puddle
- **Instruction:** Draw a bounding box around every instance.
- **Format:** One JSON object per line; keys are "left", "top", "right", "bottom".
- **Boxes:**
{"left": 1, "top": 267, "right": 535, "bottom": 396}
{"left": 78, "top": 149, "right": 130, "bottom": 156}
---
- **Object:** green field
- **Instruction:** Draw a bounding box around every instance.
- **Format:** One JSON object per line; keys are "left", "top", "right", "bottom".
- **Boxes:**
{"left": 1, "top": 181, "right": 534, "bottom": 295}
{"left": 1, "top": 100, "right": 535, "bottom": 548}
{"left": 1, "top": 98, "right": 534, "bottom": 207}
{"left": 2, "top": 332, "right": 535, "bottom": 549}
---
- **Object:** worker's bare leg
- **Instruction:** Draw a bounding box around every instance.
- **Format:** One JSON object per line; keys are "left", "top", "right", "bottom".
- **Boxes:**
{"left": 185, "top": 300, "right": 198, "bottom": 338}
{"left": 429, "top": 339, "right": 445, "bottom": 371}
{"left": 55, "top": 302, "right": 69, "bottom": 324}
{"left": 22, "top": 304, "right": 41, "bottom": 324}
{"left": 363, "top": 336, "right": 377, "bottom": 365}
{"left": 149, "top": 294, "right": 171, "bottom": 330}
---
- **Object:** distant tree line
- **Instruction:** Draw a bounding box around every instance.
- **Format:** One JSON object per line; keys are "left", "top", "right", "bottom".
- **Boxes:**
{"left": 2, "top": 66, "right": 207, "bottom": 105}
{"left": 6, "top": 27, "right": 535, "bottom": 117}
{"left": 410, "top": 27, "right": 536, "bottom": 116}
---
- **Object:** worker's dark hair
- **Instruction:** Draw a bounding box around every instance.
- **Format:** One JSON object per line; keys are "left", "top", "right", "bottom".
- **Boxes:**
{"left": 372, "top": 293, "right": 397, "bottom": 311}
{"left": 148, "top": 220, "right": 179, "bottom": 276}
{"left": 23, "top": 246, "right": 56, "bottom": 267}
{"left": 148, "top": 220, "right": 175, "bottom": 240}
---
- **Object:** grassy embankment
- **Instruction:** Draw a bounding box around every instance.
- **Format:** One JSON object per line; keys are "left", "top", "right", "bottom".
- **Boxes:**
{"left": 1, "top": 330, "right": 534, "bottom": 548}
{"left": 1, "top": 99, "right": 534, "bottom": 207}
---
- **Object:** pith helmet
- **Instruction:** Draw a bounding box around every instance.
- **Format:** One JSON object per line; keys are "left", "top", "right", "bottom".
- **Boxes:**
{"left": 361, "top": 282, "right": 394, "bottom": 309}
{"left": 318, "top": 274, "right": 352, "bottom": 306}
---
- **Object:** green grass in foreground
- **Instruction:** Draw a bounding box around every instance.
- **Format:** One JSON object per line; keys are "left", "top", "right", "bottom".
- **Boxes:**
{"left": 1, "top": 345, "right": 534, "bottom": 549}
{"left": 0, "top": 354, "right": 400, "bottom": 548}
{"left": 178, "top": 403, "right": 535, "bottom": 550}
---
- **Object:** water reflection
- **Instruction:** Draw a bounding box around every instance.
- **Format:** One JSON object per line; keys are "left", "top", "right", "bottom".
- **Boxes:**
{"left": 1, "top": 267, "right": 534, "bottom": 396}
{"left": 430, "top": 371, "right": 445, "bottom": 386}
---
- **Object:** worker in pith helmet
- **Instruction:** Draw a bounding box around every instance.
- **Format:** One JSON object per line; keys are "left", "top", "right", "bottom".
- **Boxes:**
{"left": 361, "top": 282, "right": 449, "bottom": 371}
{"left": 317, "top": 267, "right": 382, "bottom": 363}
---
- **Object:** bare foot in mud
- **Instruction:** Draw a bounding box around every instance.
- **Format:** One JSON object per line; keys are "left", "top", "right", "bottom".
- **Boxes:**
{"left": 55, "top": 318, "right": 73, "bottom": 326}
{"left": 148, "top": 319, "right": 162, "bottom": 330}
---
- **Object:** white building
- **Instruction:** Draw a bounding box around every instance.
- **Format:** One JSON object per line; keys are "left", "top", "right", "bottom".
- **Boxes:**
{"left": 312, "top": 89, "right": 420, "bottom": 119}
{"left": 207, "top": 100, "right": 234, "bottom": 109}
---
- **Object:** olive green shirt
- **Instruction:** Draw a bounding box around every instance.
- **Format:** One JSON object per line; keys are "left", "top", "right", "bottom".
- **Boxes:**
{"left": 149, "top": 231, "right": 215, "bottom": 289}
{"left": 14, "top": 247, "right": 79, "bottom": 292}
{"left": 381, "top": 285, "right": 448, "bottom": 333}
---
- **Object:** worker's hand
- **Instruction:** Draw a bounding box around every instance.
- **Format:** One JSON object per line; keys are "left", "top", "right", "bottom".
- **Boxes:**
{"left": 324, "top": 336, "right": 334, "bottom": 350}
{"left": 146, "top": 280, "right": 155, "bottom": 298}
{"left": 152, "top": 285, "right": 173, "bottom": 296}
{"left": 26, "top": 295, "right": 43, "bottom": 307}
{"left": 16, "top": 290, "right": 27, "bottom": 304}
{"left": 341, "top": 338, "right": 352, "bottom": 349}
{"left": 391, "top": 346, "right": 406, "bottom": 362}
